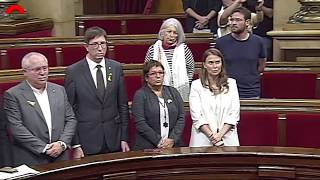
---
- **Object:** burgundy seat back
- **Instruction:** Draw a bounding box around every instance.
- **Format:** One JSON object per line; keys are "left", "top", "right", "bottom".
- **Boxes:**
{"left": 286, "top": 113, "right": 320, "bottom": 148}
{"left": 126, "top": 19, "right": 162, "bottom": 34}
{"left": 62, "top": 46, "right": 87, "bottom": 66}
{"left": 0, "top": 81, "right": 20, "bottom": 94}
{"left": 261, "top": 72, "right": 318, "bottom": 99}
{"left": 49, "top": 77, "right": 65, "bottom": 86}
{"left": 182, "top": 111, "right": 192, "bottom": 146}
{"left": 113, "top": 44, "right": 150, "bottom": 64}
{"left": 188, "top": 43, "right": 211, "bottom": 62}
{"left": 128, "top": 113, "right": 136, "bottom": 149}
{"left": 84, "top": 20, "right": 122, "bottom": 35}
{"left": 7, "top": 48, "right": 56, "bottom": 69}
{"left": 124, "top": 75, "right": 143, "bottom": 102}
{"left": 239, "top": 111, "right": 279, "bottom": 146}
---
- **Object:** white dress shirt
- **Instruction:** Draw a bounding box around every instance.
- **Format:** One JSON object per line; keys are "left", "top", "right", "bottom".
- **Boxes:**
{"left": 86, "top": 57, "right": 107, "bottom": 88}
{"left": 28, "top": 81, "right": 67, "bottom": 152}
{"left": 28, "top": 82, "right": 52, "bottom": 141}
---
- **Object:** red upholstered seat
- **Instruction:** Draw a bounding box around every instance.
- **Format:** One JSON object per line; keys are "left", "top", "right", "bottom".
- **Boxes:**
{"left": 261, "top": 72, "right": 318, "bottom": 99}
{"left": 238, "top": 111, "right": 279, "bottom": 146}
{"left": 124, "top": 75, "right": 143, "bottom": 101}
{"left": 7, "top": 48, "right": 56, "bottom": 69}
{"left": 286, "top": 113, "right": 320, "bottom": 148}
{"left": 114, "top": 44, "right": 150, "bottom": 64}
{"left": 62, "top": 46, "right": 87, "bottom": 66}
{"left": 49, "top": 77, "right": 65, "bottom": 86}
{"left": 0, "top": 81, "right": 20, "bottom": 94}
{"left": 183, "top": 111, "right": 192, "bottom": 146}
{"left": 84, "top": 20, "right": 122, "bottom": 35}
{"left": 188, "top": 43, "right": 211, "bottom": 62}
{"left": 128, "top": 114, "right": 136, "bottom": 148}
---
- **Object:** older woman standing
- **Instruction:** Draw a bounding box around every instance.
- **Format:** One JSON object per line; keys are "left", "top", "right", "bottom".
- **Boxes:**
{"left": 145, "top": 18, "right": 195, "bottom": 102}
{"left": 189, "top": 48, "right": 240, "bottom": 147}
{"left": 132, "top": 60, "right": 185, "bottom": 150}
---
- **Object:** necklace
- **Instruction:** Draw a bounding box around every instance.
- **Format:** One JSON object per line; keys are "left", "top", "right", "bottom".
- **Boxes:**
{"left": 159, "top": 99, "right": 168, "bottom": 128}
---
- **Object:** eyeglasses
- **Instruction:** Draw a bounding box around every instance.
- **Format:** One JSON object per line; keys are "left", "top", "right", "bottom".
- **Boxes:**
{"left": 229, "top": 18, "right": 245, "bottom": 22}
{"left": 25, "top": 66, "right": 48, "bottom": 73}
{"left": 88, "top": 41, "right": 107, "bottom": 49}
{"left": 148, "top": 71, "right": 165, "bottom": 77}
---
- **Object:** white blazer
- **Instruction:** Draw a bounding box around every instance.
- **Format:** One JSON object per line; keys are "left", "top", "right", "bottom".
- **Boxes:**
{"left": 189, "top": 78, "right": 240, "bottom": 147}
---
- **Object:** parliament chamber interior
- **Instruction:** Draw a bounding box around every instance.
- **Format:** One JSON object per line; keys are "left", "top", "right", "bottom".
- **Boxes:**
{"left": 0, "top": 0, "right": 320, "bottom": 179}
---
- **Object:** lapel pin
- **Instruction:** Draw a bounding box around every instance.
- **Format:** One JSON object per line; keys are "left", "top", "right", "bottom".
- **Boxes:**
{"left": 107, "top": 72, "right": 112, "bottom": 82}
{"left": 27, "top": 100, "right": 36, "bottom": 106}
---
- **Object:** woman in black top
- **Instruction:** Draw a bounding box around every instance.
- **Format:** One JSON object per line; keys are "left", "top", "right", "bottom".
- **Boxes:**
{"left": 183, "top": 0, "right": 222, "bottom": 34}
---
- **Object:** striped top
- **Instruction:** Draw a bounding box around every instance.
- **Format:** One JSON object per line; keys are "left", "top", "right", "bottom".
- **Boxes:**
{"left": 145, "top": 43, "right": 195, "bottom": 84}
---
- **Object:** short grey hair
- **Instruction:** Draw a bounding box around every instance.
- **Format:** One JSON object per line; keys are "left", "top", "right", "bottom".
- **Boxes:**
{"left": 158, "top": 18, "right": 185, "bottom": 46}
{"left": 21, "top": 52, "right": 48, "bottom": 69}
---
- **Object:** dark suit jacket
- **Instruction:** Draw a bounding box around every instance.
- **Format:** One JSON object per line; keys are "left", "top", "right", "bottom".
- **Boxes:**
{"left": 132, "top": 85, "right": 185, "bottom": 150}
{"left": 3, "top": 81, "right": 77, "bottom": 166}
{"left": 0, "top": 106, "right": 12, "bottom": 167}
{"left": 64, "top": 58, "right": 129, "bottom": 154}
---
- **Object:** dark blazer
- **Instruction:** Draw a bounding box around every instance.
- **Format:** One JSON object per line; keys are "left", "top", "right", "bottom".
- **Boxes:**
{"left": 132, "top": 85, "right": 185, "bottom": 150}
{"left": 64, "top": 58, "right": 129, "bottom": 154}
{"left": 0, "top": 106, "right": 12, "bottom": 167}
{"left": 3, "top": 81, "right": 77, "bottom": 166}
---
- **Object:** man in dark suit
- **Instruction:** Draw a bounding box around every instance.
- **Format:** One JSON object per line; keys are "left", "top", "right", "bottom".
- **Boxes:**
{"left": 3, "top": 52, "right": 77, "bottom": 166}
{"left": 0, "top": 104, "right": 12, "bottom": 167}
{"left": 65, "top": 26, "right": 130, "bottom": 158}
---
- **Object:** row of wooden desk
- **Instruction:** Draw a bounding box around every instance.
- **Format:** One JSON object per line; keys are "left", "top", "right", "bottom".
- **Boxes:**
{"left": 1, "top": 64, "right": 320, "bottom": 148}
{"left": 31, "top": 146, "right": 320, "bottom": 180}
{"left": 75, "top": 13, "right": 186, "bottom": 35}
{"left": 0, "top": 61, "right": 319, "bottom": 100}
{"left": 0, "top": 62, "right": 319, "bottom": 180}
{"left": 0, "top": 33, "right": 213, "bottom": 70}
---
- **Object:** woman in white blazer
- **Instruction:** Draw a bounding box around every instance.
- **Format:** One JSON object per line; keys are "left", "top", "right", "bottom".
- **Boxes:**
{"left": 189, "top": 48, "right": 240, "bottom": 147}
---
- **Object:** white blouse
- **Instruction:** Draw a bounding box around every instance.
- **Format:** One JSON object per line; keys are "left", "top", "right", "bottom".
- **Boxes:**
{"left": 158, "top": 97, "right": 169, "bottom": 140}
{"left": 189, "top": 78, "right": 240, "bottom": 147}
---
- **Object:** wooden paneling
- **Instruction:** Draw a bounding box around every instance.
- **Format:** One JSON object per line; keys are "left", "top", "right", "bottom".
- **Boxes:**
{"left": 268, "top": 30, "right": 320, "bottom": 61}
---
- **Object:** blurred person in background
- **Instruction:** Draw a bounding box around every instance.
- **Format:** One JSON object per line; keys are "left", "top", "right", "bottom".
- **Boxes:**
{"left": 145, "top": 18, "right": 194, "bottom": 102}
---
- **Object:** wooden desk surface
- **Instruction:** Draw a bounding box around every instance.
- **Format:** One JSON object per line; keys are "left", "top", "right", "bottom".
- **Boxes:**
{"left": 75, "top": 13, "right": 186, "bottom": 21}
{"left": 31, "top": 146, "right": 320, "bottom": 180}
{"left": 0, "top": 18, "right": 53, "bottom": 35}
